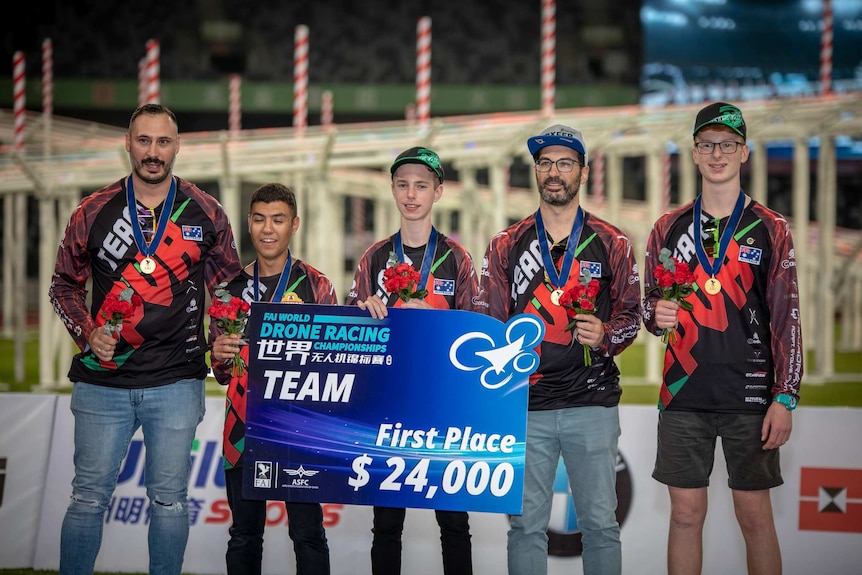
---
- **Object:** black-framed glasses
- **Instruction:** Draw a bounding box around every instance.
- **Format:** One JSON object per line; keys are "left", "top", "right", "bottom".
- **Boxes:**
{"left": 535, "top": 158, "right": 580, "bottom": 173}
{"left": 694, "top": 141, "right": 744, "bottom": 155}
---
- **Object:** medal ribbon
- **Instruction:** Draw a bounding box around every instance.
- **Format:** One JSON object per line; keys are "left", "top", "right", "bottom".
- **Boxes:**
{"left": 394, "top": 227, "right": 438, "bottom": 291}
{"left": 693, "top": 191, "right": 745, "bottom": 279}
{"left": 253, "top": 251, "right": 293, "bottom": 302}
{"left": 535, "top": 207, "right": 584, "bottom": 290}
{"left": 126, "top": 175, "right": 176, "bottom": 262}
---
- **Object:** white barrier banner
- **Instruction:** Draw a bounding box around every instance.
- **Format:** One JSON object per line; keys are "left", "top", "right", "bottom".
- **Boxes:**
{"left": 0, "top": 393, "right": 57, "bottom": 568}
{"left": 25, "top": 396, "right": 862, "bottom": 574}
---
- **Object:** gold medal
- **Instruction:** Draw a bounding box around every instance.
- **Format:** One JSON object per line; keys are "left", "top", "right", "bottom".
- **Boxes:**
{"left": 550, "top": 289, "right": 564, "bottom": 306}
{"left": 140, "top": 257, "right": 156, "bottom": 274}
{"left": 704, "top": 277, "right": 721, "bottom": 295}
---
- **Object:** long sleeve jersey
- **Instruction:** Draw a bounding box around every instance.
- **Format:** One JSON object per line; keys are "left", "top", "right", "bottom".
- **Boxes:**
{"left": 480, "top": 211, "right": 642, "bottom": 411}
{"left": 50, "top": 175, "right": 241, "bottom": 388}
{"left": 210, "top": 259, "right": 338, "bottom": 468}
{"left": 642, "top": 198, "right": 803, "bottom": 413}
{"left": 345, "top": 231, "right": 480, "bottom": 312}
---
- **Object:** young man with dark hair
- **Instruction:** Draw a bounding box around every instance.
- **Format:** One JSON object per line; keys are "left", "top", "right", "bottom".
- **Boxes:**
{"left": 210, "top": 182, "right": 335, "bottom": 575}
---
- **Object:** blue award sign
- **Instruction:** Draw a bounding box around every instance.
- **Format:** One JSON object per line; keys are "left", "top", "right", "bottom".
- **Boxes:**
{"left": 242, "top": 303, "right": 544, "bottom": 515}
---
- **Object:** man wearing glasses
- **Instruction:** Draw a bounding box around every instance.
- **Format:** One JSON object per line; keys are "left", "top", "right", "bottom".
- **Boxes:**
{"left": 642, "top": 102, "right": 803, "bottom": 575}
{"left": 479, "top": 125, "right": 642, "bottom": 575}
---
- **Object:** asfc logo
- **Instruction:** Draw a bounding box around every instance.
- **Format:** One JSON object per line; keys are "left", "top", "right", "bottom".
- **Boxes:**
{"left": 509, "top": 453, "right": 633, "bottom": 557}
{"left": 799, "top": 467, "right": 862, "bottom": 533}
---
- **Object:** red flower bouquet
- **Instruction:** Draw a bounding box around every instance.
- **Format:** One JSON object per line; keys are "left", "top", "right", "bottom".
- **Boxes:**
{"left": 208, "top": 283, "right": 251, "bottom": 376}
{"left": 101, "top": 287, "right": 142, "bottom": 337}
{"left": 558, "top": 269, "right": 600, "bottom": 366}
{"left": 383, "top": 261, "right": 427, "bottom": 302}
{"left": 650, "top": 248, "right": 696, "bottom": 345}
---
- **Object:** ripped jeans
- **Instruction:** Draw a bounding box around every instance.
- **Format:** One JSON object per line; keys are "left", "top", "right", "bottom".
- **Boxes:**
{"left": 60, "top": 379, "right": 205, "bottom": 575}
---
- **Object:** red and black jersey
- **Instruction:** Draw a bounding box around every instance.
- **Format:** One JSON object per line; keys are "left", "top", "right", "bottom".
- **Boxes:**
{"left": 480, "top": 211, "right": 642, "bottom": 411}
{"left": 210, "top": 259, "right": 337, "bottom": 468}
{"left": 345, "top": 232, "right": 480, "bottom": 312}
{"left": 49, "top": 176, "right": 242, "bottom": 388}
{"left": 642, "top": 198, "right": 803, "bottom": 413}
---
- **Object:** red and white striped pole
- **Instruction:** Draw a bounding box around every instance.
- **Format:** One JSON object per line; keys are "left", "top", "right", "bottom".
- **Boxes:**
{"left": 321, "top": 89, "right": 333, "bottom": 129}
{"left": 293, "top": 25, "right": 309, "bottom": 136}
{"left": 229, "top": 74, "right": 241, "bottom": 135}
{"left": 541, "top": 0, "right": 556, "bottom": 116}
{"left": 820, "top": 0, "right": 833, "bottom": 96}
{"left": 591, "top": 151, "right": 605, "bottom": 208}
{"left": 13, "top": 51, "right": 26, "bottom": 150}
{"left": 416, "top": 16, "right": 432, "bottom": 127}
{"left": 42, "top": 39, "right": 53, "bottom": 119}
{"left": 144, "top": 39, "right": 160, "bottom": 104}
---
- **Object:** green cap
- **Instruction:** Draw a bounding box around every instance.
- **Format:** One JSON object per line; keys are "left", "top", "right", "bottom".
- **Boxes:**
{"left": 390, "top": 147, "right": 445, "bottom": 181}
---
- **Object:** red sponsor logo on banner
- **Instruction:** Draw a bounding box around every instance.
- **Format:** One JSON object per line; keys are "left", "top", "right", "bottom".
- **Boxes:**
{"left": 799, "top": 467, "right": 862, "bottom": 533}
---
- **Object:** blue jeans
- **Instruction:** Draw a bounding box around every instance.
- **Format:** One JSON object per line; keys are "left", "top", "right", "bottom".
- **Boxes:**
{"left": 508, "top": 406, "right": 621, "bottom": 575}
{"left": 224, "top": 466, "right": 330, "bottom": 575}
{"left": 60, "top": 379, "right": 205, "bottom": 575}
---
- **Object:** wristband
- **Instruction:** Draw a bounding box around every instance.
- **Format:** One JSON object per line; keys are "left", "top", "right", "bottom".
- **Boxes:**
{"left": 773, "top": 393, "right": 797, "bottom": 411}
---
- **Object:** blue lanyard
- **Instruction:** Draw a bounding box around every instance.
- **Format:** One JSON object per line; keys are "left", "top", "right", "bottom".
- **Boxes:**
{"left": 126, "top": 175, "right": 176, "bottom": 259}
{"left": 693, "top": 191, "right": 745, "bottom": 278}
{"left": 393, "top": 227, "right": 438, "bottom": 290}
{"left": 534, "top": 207, "right": 584, "bottom": 289}
{"left": 253, "top": 251, "right": 293, "bottom": 302}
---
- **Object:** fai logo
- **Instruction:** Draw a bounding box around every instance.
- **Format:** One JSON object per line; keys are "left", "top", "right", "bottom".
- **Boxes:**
{"left": 800, "top": 467, "right": 862, "bottom": 533}
{"left": 254, "top": 461, "right": 273, "bottom": 488}
{"left": 448, "top": 314, "right": 545, "bottom": 389}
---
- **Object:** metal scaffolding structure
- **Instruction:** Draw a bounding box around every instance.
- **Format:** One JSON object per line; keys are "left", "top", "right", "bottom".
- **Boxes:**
{"left": 1, "top": 96, "right": 861, "bottom": 388}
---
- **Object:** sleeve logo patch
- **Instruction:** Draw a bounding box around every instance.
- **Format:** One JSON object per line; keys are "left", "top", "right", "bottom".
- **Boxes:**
{"left": 433, "top": 278, "right": 455, "bottom": 296}
{"left": 580, "top": 261, "right": 602, "bottom": 277}
{"left": 182, "top": 225, "right": 204, "bottom": 241}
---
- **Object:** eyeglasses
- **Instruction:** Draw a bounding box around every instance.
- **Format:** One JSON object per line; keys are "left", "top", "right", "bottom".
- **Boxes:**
{"left": 694, "top": 141, "right": 744, "bottom": 155}
{"left": 535, "top": 158, "right": 580, "bottom": 173}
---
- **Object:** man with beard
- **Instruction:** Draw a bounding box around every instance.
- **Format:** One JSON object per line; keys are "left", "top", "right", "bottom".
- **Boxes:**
{"left": 49, "top": 103, "right": 241, "bottom": 575}
{"left": 478, "top": 125, "right": 641, "bottom": 575}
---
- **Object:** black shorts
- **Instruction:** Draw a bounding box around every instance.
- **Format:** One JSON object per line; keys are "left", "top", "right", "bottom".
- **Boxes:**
{"left": 652, "top": 410, "right": 783, "bottom": 491}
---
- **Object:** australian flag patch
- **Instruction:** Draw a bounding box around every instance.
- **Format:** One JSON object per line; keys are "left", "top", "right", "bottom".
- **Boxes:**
{"left": 738, "top": 245, "right": 762, "bottom": 265}
{"left": 580, "top": 260, "right": 602, "bottom": 278}
{"left": 182, "top": 225, "right": 204, "bottom": 241}
{"left": 433, "top": 278, "right": 455, "bottom": 296}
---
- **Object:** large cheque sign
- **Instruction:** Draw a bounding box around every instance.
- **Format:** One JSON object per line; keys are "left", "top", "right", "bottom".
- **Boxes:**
{"left": 243, "top": 303, "right": 544, "bottom": 515}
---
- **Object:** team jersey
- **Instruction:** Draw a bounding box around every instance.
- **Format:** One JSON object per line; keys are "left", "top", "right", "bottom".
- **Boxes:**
{"left": 481, "top": 212, "right": 641, "bottom": 411}
{"left": 50, "top": 176, "right": 241, "bottom": 388}
{"left": 345, "top": 231, "right": 480, "bottom": 312}
{"left": 480, "top": 211, "right": 642, "bottom": 411}
{"left": 210, "top": 259, "right": 338, "bottom": 469}
{"left": 642, "top": 197, "right": 803, "bottom": 413}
